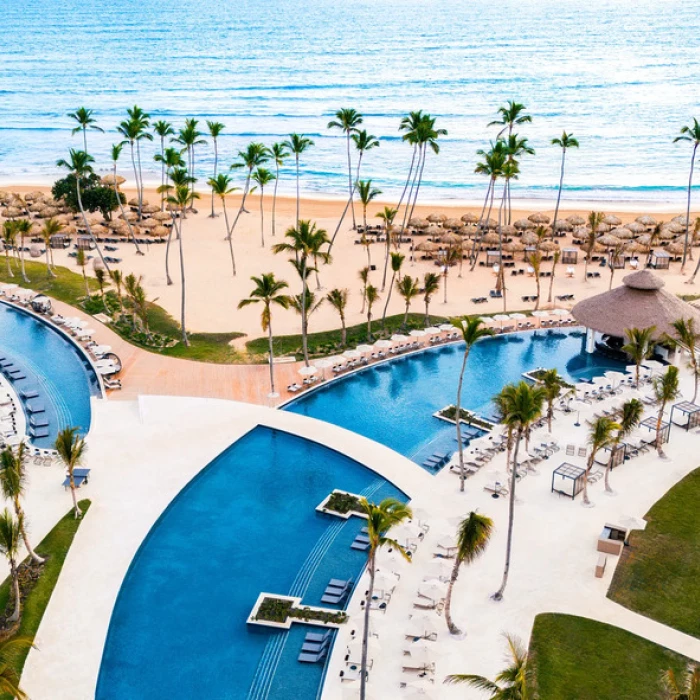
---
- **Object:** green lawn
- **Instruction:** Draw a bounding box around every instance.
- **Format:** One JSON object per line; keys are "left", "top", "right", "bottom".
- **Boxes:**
{"left": 608, "top": 468, "right": 700, "bottom": 638}
{"left": 0, "top": 500, "right": 91, "bottom": 696}
{"left": 0, "top": 257, "right": 98, "bottom": 302}
{"left": 528, "top": 613, "right": 692, "bottom": 700}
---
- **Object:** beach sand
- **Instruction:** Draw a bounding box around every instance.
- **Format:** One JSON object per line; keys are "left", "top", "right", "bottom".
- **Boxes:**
{"left": 4, "top": 184, "right": 699, "bottom": 346}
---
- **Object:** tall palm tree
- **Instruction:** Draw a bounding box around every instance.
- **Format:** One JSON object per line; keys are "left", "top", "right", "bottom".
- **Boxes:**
{"left": 445, "top": 633, "right": 531, "bottom": 698}
{"left": 110, "top": 268, "right": 124, "bottom": 313}
{"left": 0, "top": 445, "right": 44, "bottom": 563}
{"left": 55, "top": 427, "right": 87, "bottom": 518}
{"left": 68, "top": 107, "right": 103, "bottom": 152}
{"left": 605, "top": 399, "right": 644, "bottom": 493}
{"left": 442, "top": 246, "right": 461, "bottom": 304}
{"left": 673, "top": 118, "right": 700, "bottom": 272}
{"left": 238, "top": 274, "right": 291, "bottom": 395}
{"left": 352, "top": 129, "right": 380, "bottom": 183}
{"left": 669, "top": 318, "right": 700, "bottom": 402}
{"left": 381, "top": 252, "right": 405, "bottom": 328}
{"left": 153, "top": 120, "right": 175, "bottom": 211}
{"left": 452, "top": 316, "right": 495, "bottom": 491}
{"left": 366, "top": 284, "right": 379, "bottom": 340}
{"left": 584, "top": 211, "right": 604, "bottom": 280}
{"left": 396, "top": 111, "right": 422, "bottom": 223}
{"left": 359, "top": 266, "right": 370, "bottom": 314}
{"left": 14, "top": 218, "right": 31, "bottom": 284}
{"left": 251, "top": 167, "right": 276, "bottom": 247}
{"left": 357, "top": 180, "right": 382, "bottom": 231}
{"left": 546, "top": 249, "right": 561, "bottom": 303}
{"left": 528, "top": 250, "right": 542, "bottom": 309}
{"left": 269, "top": 142, "right": 290, "bottom": 237}
{"left": 376, "top": 206, "right": 398, "bottom": 290}
{"left": 540, "top": 369, "right": 566, "bottom": 432}
{"left": 358, "top": 497, "right": 412, "bottom": 700}
{"left": 56, "top": 148, "right": 111, "bottom": 272}
{"left": 397, "top": 275, "right": 420, "bottom": 328}
{"left": 154, "top": 146, "right": 185, "bottom": 207}
{"left": 501, "top": 134, "right": 533, "bottom": 224}
{"left": 208, "top": 173, "right": 240, "bottom": 276}
{"left": 117, "top": 105, "right": 152, "bottom": 219}
{"left": 41, "top": 217, "right": 60, "bottom": 277}
{"left": 583, "top": 415, "right": 620, "bottom": 506}
{"left": 622, "top": 326, "right": 656, "bottom": 387}
{"left": 206, "top": 120, "right": 225, "bottom": 217}
{"left": 0, "top": 509, "right": 22, "bottom": 623}
{"left": 76, "top": 248, "right": 89, "bottom": 297}
{"left": 228, "top": 142, "right": 269, "bottom": 238}
{"left": 653, "top": 366, "right": 680, "bottom": 456}
{"left": 607, "top": 243, "right": 625, "bottom": 290}
{"left": 423, "top": 272, "right": 440, "bottom": 325}
{"left": 660, "top": 664, "right": 700, "bottom": 700}
{"left": 326, "top": 288, "right": 349, "bottom": 346}
{"left": 550, "top": 131, "right": 579, "bottom": 239}
{"left": 444, "top": 511, "right": 494, "bottom": 635}
{"left": 488, "top": 101, "right": 532, "bottom": 137}
{"left": 162, "top": 166, "right": 193, "bottom": 286}
{"left": 283, "top": 133, "right": 314, "bottom": 226}
{"left": 327, "top": 108, "right": 364, "bottom": 228}
{"left": 2, "top": 221, "right": 16, "bottom": 277}
{"left": 0, "top": 637, "right": 33, "bottom": 699}
{"left": 493, "top": 382, "right": 545, "bottom": 600}
{"left": 110, "top": 143, "right": 142, "bottom": 255}
{"left": 173, "top": 118, "right": 206, "bottom": 183}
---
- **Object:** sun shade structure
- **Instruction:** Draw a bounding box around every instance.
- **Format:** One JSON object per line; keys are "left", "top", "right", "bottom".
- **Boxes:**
{"left": 572, "top": 270, "right": 700, "bottom": 339}
{"left": 670, "top": 401, "right": 700, "bottom": 431}
{"left": 551, "top": 462, "right": 586, "bottom": 499}
{"left": 639, "top": 416, "right": 670, "bottom": 444}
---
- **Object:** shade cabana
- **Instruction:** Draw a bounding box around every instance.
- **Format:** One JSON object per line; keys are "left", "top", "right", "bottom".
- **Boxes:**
{"left": 596, "top": 443, "right": 626, "bottom": 469}
{"left": 486, "top": 250, "right": 502, "bottom": 266}
{"left": 670, "top": 401, "right": 700, "bottom": 431}
{"left": 561, "top": 248, "right": 578, "bottom": 264}
{"left": 649, "top": 250, "right": 671, "bottom": 270}
{"left": 551, "top": 462, "right": 586, "bottom": 499}
{"left": 639, "top": 416, "right": 670, "bottom": 444}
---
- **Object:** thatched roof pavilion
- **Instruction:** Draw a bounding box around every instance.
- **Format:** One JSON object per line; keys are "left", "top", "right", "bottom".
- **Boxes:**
{"left": 572, "top": 270, "right": 700, "bottom": 338}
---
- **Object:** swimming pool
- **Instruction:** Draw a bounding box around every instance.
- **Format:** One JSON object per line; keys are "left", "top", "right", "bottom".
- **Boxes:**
{"left": 286, "top": 329, "right": 627, "bottom": 465}
{"left": 0, "top": 302, "right": 100, "bottom": 446}
{"left": 96, "top": 427, "right": 404, "bottom": 700}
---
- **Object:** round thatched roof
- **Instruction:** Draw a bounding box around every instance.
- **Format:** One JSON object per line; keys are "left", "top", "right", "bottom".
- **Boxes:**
{"left": 528, "top": 212, "right": 550, "bottom": 224}
{"left": 461, "top": 213, "right": 478, "bottom": 224}
{"left": 572, "top": 270, "right": 700, "bottom": 338}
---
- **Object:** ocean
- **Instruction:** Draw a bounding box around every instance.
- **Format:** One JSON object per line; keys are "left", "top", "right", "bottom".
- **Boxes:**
{"left": 1, "top": 0, "right": 699, "bottom": 204}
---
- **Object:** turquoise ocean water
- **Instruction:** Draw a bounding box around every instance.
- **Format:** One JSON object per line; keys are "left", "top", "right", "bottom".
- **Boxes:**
{"left": 1, "top": 0, "right": 698, "bottom": 202}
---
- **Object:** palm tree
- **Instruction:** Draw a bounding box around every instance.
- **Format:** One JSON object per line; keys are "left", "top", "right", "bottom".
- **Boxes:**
{"left": 269, "top": 142, "right": 290, "bottom": 237}
{"left": 206, "top": 120, "right": 225, "bottom": 217}
{"left": 110, "top": 268, "right": 124, "bottom": 313}
{"left": 162, "top": 166, "right": 193, "bottom": 286}
{"left": 208, "top": 173, "right": 240, "bottom": 276}
{"left": 452, "top": 316, "right": 495, "bottom": 492}
{"left": 153, "top": 120, "right": 175, "bottom": 210}
{"left": 76, "top": 248, "right": 89, "bottom": 297}
{"left": 95, "top": 268, "right": 107, "bottom": 310}
{"left": 41, "top": 217, "right": 60, "bottom": 277}
{"left": 584, "top": 211, "right": 604, "bottom": 280}
{"left": 0, "top": 445, "right": 44, "bottom": 564}
{"left": 68, "top": 106, "right": 103, "bottom": 152}
{"left": 540, "top": 369, "right": 566, "bottom": 432}
{"left": 0, "top": 509, "right": 22, "bottom": 623}
{"left": 131, "top": 280, "right": 151, "bottom": 337}
{"left": 228, "top": 142, "right": 269, "bottom": 238}
{"left": 673, "top": 119, "right": 700, "bottom": 272}
{"left": 396, "top": 111, "right": 422, "bottom": 224}
{"left": 357, "top": 180, "right": 382, "bottom": 231}
{"left": 622, "top": 326, "right": 656, "bottom": 387}
{"left": 56, "top": 148, "right": 111, "bottom": 272}
{"left": 173, "top": 118, "right": 206, "bottom": 183}
{"left": 669, "top": 318, "right": 700, "bottom": 402}
{"left": 423, "top": 272, "right": 440, "bottom": 325}
{"left": 444, "top": 511, "right": 494, "bottom": 635}
{"left": 290, "top": 289, "right": 324, "bottom": 334}
{"left": 528, "top": 250, "right": 542, "bottom": 309}
{"left": 0, "top": 637, "right": 33, "bottom": 699}
{"left": 501, "top": 135, "right": 533, "bottom": 224}
{"left": 55, "top": 427, "right": 87, "bottom": 518}
{"left": 488, "top": 101, "right": 532, "bottom": 137}
{"left": 124, "top": 273, "right": 142, "bottom": 329}
{"left": 546, "top": 249, "right": 561, "bottom": 303}
{"left": 442, "top": 246, "right": 461, "bottom": 304}
{"left": 283, "top": 133, "right": 314, "bottom": 226}
{"left": 550, "top": 131, "right": 579, "bottom": 239}
{"left": 238, "top": 274, "right": 291, "bottom": 395}
{"left": 154, "top": 146, "right": 185, "bottom": 208}
{"left": 366, "top": 284, "right": 379, "bottom": 340}
{"left": 381, "top": 252, "right": 405, "bottom": 328}
{"left": 660, "top": 664, "right": 700, "bottom": 700}
{"left": 117, "top": 105, "right": 152, "bottom": 219}
{"left": 14, "top": 218, "right": 31, "bottom": 284}
{"left": 653, "top": 366, "right": 680, "bottom": 456}
{"left": 377, "top": 206, "right": 398, "bottom": 290}
{"left": 358, "top": 497, "right": 412, "bottom": 700}
{"left": 326, "top": 288, "right": 349, "bottom": 346}
{"left": 396, "top": 275, "right": 420, "bottom": 328}
{"left": 605, "top": 399, "right": 644, "bottom": 493}
{"left": 445, "top": 633, "right": 531, "bottom": 698}
{"left": 2, "top": 221, "right": 16, "bottom": 277}
{"left": 607, "top": 243, "right": 625, "bottom": 290}
{"left": 583, "top": 415, "right": 620, "bottom": 506}
{"left": 493, "top": 381, "right": 545, "bottom": 599}
{"left": 110, "top": 143, "right": 142, "bottom": 255}
{"left": 358, "top": 266, "right": 370, "bottom": 314}
{"left": 251, "top": 167, "right": 276, "bottom": 247}
{"left": 352, "top": 129, "right": 380, "bottom": 184}
{"left": 328, "top": 108, "right": 364, "bottom": 228}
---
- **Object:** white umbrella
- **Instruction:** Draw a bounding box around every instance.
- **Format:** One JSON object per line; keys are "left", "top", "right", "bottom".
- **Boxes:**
{"left": 531, "top": 310, "right": 549, "bottom": 318}
{"left": 575, "top": 382, "right": 593, "bottom": 394}
{"left": 493, "top": 314, "right": 510, "bottom": 322}
{"left": 405, "top": 646, "right": 434, "bottom": 667}
{"left": 298, "top": 366, "right": 318, "bottom": 376}
{"left": 95, "top": 359, "right": 116, "bottom": 368}
{"left": 356, "top": 344, "right": 374, "bottom": 353}
{"left": 605, "top": 370, "right": 626, "bottom": 388}
{"left": 327, "top": 355, "right": 346, "bottom": 364}
{"left": 438, "top": 323, "right": 454, "bottom": 332}
{"left": 347, "top": 637, "right": 380, "bottom": 662}
{"left": 424, "top": 327, "right": 441, "bottom": 335}
{"left": 91, "top": 344, "right": 112, "bottom": 356}
{"left": 642, "top": 359, "right": 664, "bottom": 371}
{"left": 424, "top": 558, "right": 452, "bottom": 580}
{"left": 410, "top": 329, "right": 426, "bottom": 337}
{"left": 550, "top": 308, "right": 570, "bottom": 316}
{"left": 374, "top": 339, "right": 393, "bottom": 349}
{"left": 391, "top": 522, "right": 423, "bottom": 544}
{"left": 509, "top": 313, "right": 527, "bottom": 320}
{"left": 479, "top": 316, "right": 494, "bottom": 324}
{"left": 406, "top": 613, "right": 439, "bottom": 638}
{"left": 97, "top": 365, "right": 116, "bottom": 375}
{"left": 313, "top": 359, "right": 333, "bottom": 369}
{"left": 79, "top": 327, "right": 96, "bottom": 335}
{"left": 373, "top": 571, "right": 398, "bottom": 592}
{"left": 0, "top": 283, "right": 18, "bottom": 291}
{"left": 436, "top": 535, "right": 456, "bottom": 550}
{"left": 344, "top": 349, "right": 361, "bottom": 359}
{"left": 391, "top": 334, "right": 409, "bottom": 342}
{"left": 417, "top": 583, "right": 444, "bottom": 601}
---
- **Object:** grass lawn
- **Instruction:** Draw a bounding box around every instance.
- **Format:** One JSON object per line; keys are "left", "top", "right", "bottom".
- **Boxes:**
{"left": 0, "top": 500, "right": 91, "bottom": 696}
{"left": 528, "top": 613, "right": 692, "bottom": 699}
{"left": 0, "top": 257, "right": 98, "bottom": 303}
{"left": 608, "top": 467, "right": 700, "bottom": 638}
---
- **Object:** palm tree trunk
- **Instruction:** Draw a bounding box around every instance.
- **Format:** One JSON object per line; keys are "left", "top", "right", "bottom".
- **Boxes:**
{"left": 82, "top": 267, "right": 89, "bottom": 296}
{"left": 470, "top": 179, "right": 494, "bottom": 271}
{"left": 381, "top": 272, "right": 397, "bottom": 329}
{"left": 405, "top": 148, "right": 427, "bottom": 231}
{"left": 347, "top": 133, "right": 356, "bottom": 229}
{"left": 443, "top": 269, "right": 448, "bottom": 304}
{"left": 19, "top": 235, "right": 29, "bottom": 283}
{"left": 17, "top": 507, "right": 43, "bottom": 564}
{"left": 494, "top": 428, "right": 522, "bottom": 600}
{"left": 604, "top": 447, "right": 616, "bottom": 493}
{"left": 5, "top": 250, "right": 13, "bottom": 277}
{"left": 551, "top": 150, "right": 566, "bottom": 240}
{"left": 272, "top": 163, "right": 280, "bottom": 237}
{"left": 260, "top": 188, "right": 265, "bottom": 247}
{"left": 8, "top": 565, "right": 20, "bottom": 622}
{"left": 267, "top": 313, "right": 276, "bottom": 394}
{"left": 444, "top": 557, "right": 462, "bottom": 634}
{"left": 76, "top": 178, "right": 111, "bottom": 274}
{"left": 228, "top": 170, "right": 252, "bottom": 240}
{"left": 295, "top": 156, "right": 300, "bottom": 227}
{"left": 360, "top": 550, "right": 376, "bottom": 700}
{"left": 114, "top": 164, "right": 142, "bottom": 255}
{"left": 210, "top": 139, "right": 218, "bottom": 218}
{"left": 301, "top": 257, "right": 309, "bottom": 366}
{"left": 381, "top": 238, "right": 390, "bottom": 291}
{"left": 456, "top": 348, "right": 470, "bottom": 493}
{"left": 656, "top": 402, "right": 666, "bottom": 455}
{"left": 340, "top": 313, "right": 347, "bottom": 347}
{"left": 397, "top": 146, "right": 417, "bottom": 218}
{"left": 177, "top": 216, "right": 188, "bottom": 346}
{"left": 681, "top": 144, "right": 697, "bottom": 273}
{"left": 83, "top": 126, "right": 88, "bottom": 153}
{"left": 497, "top": 193, "right": 507, "bottom": 313}
{"left": 221, "top": 199, "right": 236, "bottom": 276}
{"left": 367, "top": 308, "right": 372, "bottom": 340}
{"left": 45, "top": 247, "right": 55, "bottom": 278}
{"left": 399, "top": 146, "right": 423, "bottom": 235}
{"left": 69, "top": 473, "right": 82, "bottom": 518}
{"left": 547, "top": 254, "right": 559, "bottom": 303}
{"left": 136, "top": 140, "right": 144, "bottom": 220}
{"left": 160, "top": 136, "right": 166, "bottom": 211}
{"left": 424, "top": 300, "right": 430, "bottom": 326}
{"left": 582, "top": 453, "right": 595, "bottom": 505}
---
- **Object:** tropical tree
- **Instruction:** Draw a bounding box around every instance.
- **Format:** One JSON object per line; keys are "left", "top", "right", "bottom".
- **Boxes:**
{"left": 583, "top": 415, "right": 620, "bottom": 506}
{"left": 444, "top": 511, "right": 494, "bottom": 635}
{"left": 351, "top": 129, "right": 380, "bottom": 184}
{"left": 622, "top": 326, "right": 656, "bottom": 387}
{"left": 668, "top": 318, "right": 700, "bottom": 402}
{"left": 269, "top": 142, "right": 289, "bottom": 237}
{"left": 423, "top": 272, "right": 440, "bottom": 325}
{"left": 546, "top": 249, "right": 561, "bottom": 303}
{"left": 493, "top": 382, "right": 545, "bottom": 599}
{"left": 445, "top": 633, "right": 531, "bottom": 698}
{"left": 327, "top": 108, "right": 363, "bottom": 228}
{"left": 153, "top": 120, "right": 175, "bottom": 210}
{"left": 452, "top": 316, "right": 495, "bottom": 491}
{"left": 359, "top": 266, "right": 370, "bottom": 314}
{"left": 397, "top": 275, "right": 420, "bottom": 328}
{"left": 131, "top": 280, "right": 151, "bottom": 337}
{"left": 357, "top": 180, "right": 382, "bottom": 231}
{"left": 606, "top": 399, "right": 644, "bottom": 493}
{"left": 154, "top": 146, "right": 185, "bottom": 207}
{"left": 582, "top": 211, "right": 603, "bottom": 280}
{"left": 0, "top": 444, "right": 44, "bottom": 563}
{"left": 539, "top": 369, "right": 567, "bottom": 432}
{"left": 1, "top": 221, "right": 16, "bottom": 277}
{"left": 41, "top": 217, "right": 61, "bottom": 277}
{"left": 358, "top": 497, "right": 412, "bottom": 700}
{"left": 206, "top": 120, "right": 225, "bottom": 217}
{"left": 442, "top": 246, "right": 461, "bottom": 304}
{"left": 124, "top": 273, "right": 141, "bottom": 329}
{"left": 76, "top": 248, "right": 89, "bottom": 297}
{"left": 238, "top": 274, "right": 291, "bottom": 395}
{"left": 227, "top": 142, "right": 269, "bottom": 238}
{"left": 527, "top": 250, "right": 542, "bottom": 308}
{"left": 381, "top": 252, "right": 405, "bottom": 328}
{"left": 550, "top": 131, "right": 579, "bottom": 239}
{"left": 110, "top": 268, "right": 124, "bottom": 312}
{"left": 110, "top": 143, "right": 142, "bottom": 255}
{"left": 366, "top": 284, "right": 379, "bottom": 340}
{"left": 208, "top": 173, "right": 240, "bottom": 276}
{"left": 488, "top": 101, "right": 532, "bottom": 137}
{"left": 0, "top": 637, "right": 33, "bottom": 699}
{"left": 653, "top": 366, "right": 680, "bottom": 456}
{"left": 95, "top": 268, "right": 107, "bottom": 310}
{"left": 117, "top": 105, "right": 152, "bottom": 219}
{"left": 326, "top": 288, "right": 349, "bottom": 346}
{"left": 0, "top": 509, "right": 22, "bottom": 623}
{"left": 377, "top": 206, "right": 398, "bottom": 290}
{"left": 283, "top": 133, "right": 314, "bottom": 226}
{"left": 251, "top": 167, "right": 276, "bottom": 247}
{"left": 68, "top": 107, "right": 103, "bottom": 152}
{"left": 173, "top": 118, "right": 206, "bottom": 183}
{"left": 673, "top": 118, "right": 700, "bottom": 272}
{"left": 162, "top": 166, "right": 194, "bottom": 286}
{"left": 13, "top": 219, "right": 30, "bottom": 284}
{"left": 660, "top": 664, "right": 700, "bottom": 700}
{"left": 55, "top": 427, "right": 87, "bottom": 518}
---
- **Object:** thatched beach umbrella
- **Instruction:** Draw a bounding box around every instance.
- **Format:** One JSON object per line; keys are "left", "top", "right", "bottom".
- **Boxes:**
{"left": 29, "top": 202, "right": 44, "bottom": 213}
{"left": 459, "top": 225, "right": 476, "bottom": 237}
{"left": 636, "top": 215, "right": 656, "bottom": 227}
{"left": 425, "top": 224, "right": 441, "bottom": 236}
{"left": 602, "top": 214, "right": 621, "bottom": 226}
{"left": 501, "top": 224, "right": 516, "bottom": 236}
{"left": 152, "top": 225, "right": 169, "bottom": 237}
{"left": 528, "top": 212, "right": 550, "bottom": 224}
{"left": 504, "top": 241, "right": 525, "bottom": 253}
{"left": 514, "top": 218, "right": 534, "bottom": 230}
{"left": 597, "top": 233, "right": 622, "bottom": 247}
{"left": 539, "top": 240, "right": 560, "bottom": 252}
{"left": 596, "top": 222, "right": 612, "bottom": 233}
{"left": 484, "top": 217, "right": 498, "bottom": 229}
{"left": 624, "top": 241, "right": 648, "bottom": 254}
{"left": 415, "top": 241, "right": 440, "bottom": 252}
{"left": 152, "top": 211, "right": 171, "bottom": 222}
{"left": 663, "top": 222, "right": 684, "bottom": 234}
{"left": 635, "top": 234, "right": 653, "bottom": 247}
{"left": 666, "top": 242, "right": 685, "bottom": 255}
{"left": 521, "top": 231, "right": 539, "bottom": 246}
{"left": 2, "top": 207, "right": 21, "bottom": 218}
{"left": 410, "top": 217, "right": 429, "bottom": 229}
{"left": 566, "top": 215, "right": 586, "bottom": 226}
{"left": 128, "top": 198, "right": 140, "bottom": 207}
{"left": 610, "top": 227, "right": 634, "bottom": 240}
{"left": 39, "top": 206, "right": 60, "bottom": 219}
{"left": 672, "top": 215, "right": 689, "bottom": 225}
{"left": 657, "top": 228, "right": 677, "bottom": 240}
{"left": 427, "top": 213, "right": 446, "bottom": 224}
{"left": 142, "top": 204, "right": 160, "bottom": 215}
{"left": 624, "top": 221, "right": 645, "bottom": 234}
{"left": 439, "top": 232, "right": 461, "bottom": 245}
{"left": 443, "top": 217, "right": 462, "bottom": 230}
{"left": 461, "top": 213, "right": 478, "bottom": 224}
{"left": 101, "top": 174, "right": 127, "bottom": 187}
{"left": 482, "top": 232, "right": 500, "bottom": 245}
{"left": 140, "top": 218, "right": 158, "bottom": 230}
{"left": 552, "top": 219, "right": 572, "bottom": 232}
{"left": 120, "top": 211, "right": 138, "bottom": 222}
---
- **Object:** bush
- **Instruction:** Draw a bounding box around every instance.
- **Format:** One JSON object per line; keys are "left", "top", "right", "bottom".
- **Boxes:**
{"left": 254, "top": 596, "right": 347, "bottom": 625}
{"left": 325, "top": 492, "right": 362, "bottom": 515}
{"left": 439, "top": 405, "right": 494, "bottom": 429}
{"left": 52, "top": 174, "right": 125, "bottom": 221}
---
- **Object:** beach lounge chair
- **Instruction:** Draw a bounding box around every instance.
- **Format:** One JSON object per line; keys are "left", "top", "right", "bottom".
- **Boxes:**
{"left": 298, "top": 648, "right": 327, "bottom": 664}
{"left": 305, "top": 630, "right": 332, "bottom": 645}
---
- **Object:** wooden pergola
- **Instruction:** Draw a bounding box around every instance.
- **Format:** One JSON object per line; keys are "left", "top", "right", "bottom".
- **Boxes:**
{"left": 670, "top": 401, "right": 700, "bottom": 431}
{"left": 551, "top": 462, "right": 586, "bottom": 500}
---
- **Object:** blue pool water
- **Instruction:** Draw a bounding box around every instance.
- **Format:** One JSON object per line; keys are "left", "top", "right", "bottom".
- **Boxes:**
{"left": 0, "top": 302, "right": 100, "bottom": 446}
{"left": 96, "top": 427, "right": 404, "bottom": 700}
{"left": 287, "top": 330, "right": 627, "bottom": 464}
